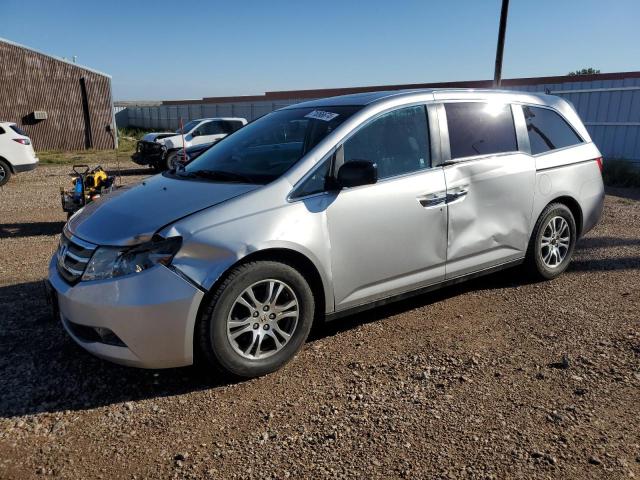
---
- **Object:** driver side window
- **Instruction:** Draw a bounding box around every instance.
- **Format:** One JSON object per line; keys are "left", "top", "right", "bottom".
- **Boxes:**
{"left": 343, "top": 105, "right": 431, "bottom": 179}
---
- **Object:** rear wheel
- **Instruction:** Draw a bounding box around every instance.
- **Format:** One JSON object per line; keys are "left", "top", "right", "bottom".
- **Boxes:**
{"left": 525, "top": 203, "right": 577, "bottom": 280}
{"left": 0, "top": 159, "right": 12, "bottom": 187}
{"left": 196, "top": 261, "right": 315, "bottom": 378}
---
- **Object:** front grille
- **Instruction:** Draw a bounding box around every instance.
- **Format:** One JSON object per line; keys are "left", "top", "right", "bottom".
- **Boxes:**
{"left": 136, "top": 140, "right": 165, "bottom": 157}
{"left": 56, "top": 232, "right": 97, "bottom": 284}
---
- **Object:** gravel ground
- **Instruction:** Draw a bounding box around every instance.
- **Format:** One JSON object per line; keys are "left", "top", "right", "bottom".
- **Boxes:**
{"left": 1, "top": 163, "right": 639, "bottom": 479}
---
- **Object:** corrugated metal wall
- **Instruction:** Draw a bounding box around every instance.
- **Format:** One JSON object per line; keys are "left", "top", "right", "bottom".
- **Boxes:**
{"left": 119, "top": 73, "right": 640, "bottom": 164}
{"left": 0, "top": 39, "right": 115, "bottom": 151}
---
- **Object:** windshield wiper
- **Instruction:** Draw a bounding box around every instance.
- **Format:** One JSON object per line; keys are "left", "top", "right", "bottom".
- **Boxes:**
{"left": 180, "top": 169, "right": 255, "bottom": 183}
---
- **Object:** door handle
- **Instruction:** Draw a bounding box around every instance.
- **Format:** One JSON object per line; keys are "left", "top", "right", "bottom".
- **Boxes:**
{"left": 446, "top": 186, "right": 469, "bottom": 203}
{"left": 417, "top": 191, "right": 447, "bottom": 208}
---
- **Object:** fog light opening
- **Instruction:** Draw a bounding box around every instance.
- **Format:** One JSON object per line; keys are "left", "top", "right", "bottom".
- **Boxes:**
{"left": 93, "top": 327, "right": 126, "bottom": 347}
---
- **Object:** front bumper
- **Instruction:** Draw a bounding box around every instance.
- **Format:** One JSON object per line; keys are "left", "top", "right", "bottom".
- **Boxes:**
{"left": 132, "top": 141, "right": 166, "bottom": 166}
{"left": 48, "top": 256, "right": 204, "bottom": 369}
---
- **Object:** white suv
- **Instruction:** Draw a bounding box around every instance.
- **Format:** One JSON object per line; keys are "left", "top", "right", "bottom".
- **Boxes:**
{"left": 0, "top": 122, "right": 39, "bottom": 186}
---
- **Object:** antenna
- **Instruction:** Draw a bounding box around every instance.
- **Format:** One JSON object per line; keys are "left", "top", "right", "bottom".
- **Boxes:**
{"left": 180, "top": 117, "right": 186, "bottom": 169}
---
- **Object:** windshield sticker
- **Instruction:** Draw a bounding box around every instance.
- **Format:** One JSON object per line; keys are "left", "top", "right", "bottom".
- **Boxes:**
{"left": 305, "top": 110, "right": 339, "bottom": 122}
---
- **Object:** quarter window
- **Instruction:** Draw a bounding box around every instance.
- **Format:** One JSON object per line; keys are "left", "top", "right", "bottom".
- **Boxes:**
{"left": 445, "top": 102, "right": 517, "bottom": 159}
{"left": 343, "top": 105, "right": 430, "bottom": 179}
{"left": 291, "top": 159, "right": 330, "bottom": 198}
{"left": 522, "top": 106, "right": 583, "bottom": 155}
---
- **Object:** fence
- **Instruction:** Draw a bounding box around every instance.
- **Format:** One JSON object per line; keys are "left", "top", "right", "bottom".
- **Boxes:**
{"left": 116, "top": 72, "right": 640, "bottom": 164}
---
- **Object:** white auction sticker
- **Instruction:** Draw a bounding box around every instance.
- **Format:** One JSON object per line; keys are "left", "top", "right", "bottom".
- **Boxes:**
{"left": 304, "top": 110, "right": 339, "bottom": 122}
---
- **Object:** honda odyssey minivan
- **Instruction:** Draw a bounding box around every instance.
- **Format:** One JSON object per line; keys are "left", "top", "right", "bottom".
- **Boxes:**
{"left": 49, "top": 89, "right": 604, "bottom": 378}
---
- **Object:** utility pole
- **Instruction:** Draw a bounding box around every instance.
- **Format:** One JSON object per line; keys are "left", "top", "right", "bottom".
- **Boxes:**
{"left": 493, "top": 0, "right": 510, "bottom": 87}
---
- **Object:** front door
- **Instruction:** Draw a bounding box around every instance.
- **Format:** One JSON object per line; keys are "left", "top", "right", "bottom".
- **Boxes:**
{"left": 327, "top": 105, "right": 448, "bottom": 310}
{"left": 440, "top": 101, "right": 536, "bottom": 278}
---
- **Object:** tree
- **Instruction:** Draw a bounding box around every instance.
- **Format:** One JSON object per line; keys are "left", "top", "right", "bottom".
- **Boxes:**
{"left": 567, "top": 68, "right": 601, "bottom": 76}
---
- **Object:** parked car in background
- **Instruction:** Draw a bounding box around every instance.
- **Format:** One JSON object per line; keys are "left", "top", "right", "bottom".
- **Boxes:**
{"left": 49, "top": 89, "right": 604, "bottom": 378}
{"left": 174, "top": 141, "right": 218, "bottom": 167}
{"left": 0, "top": 122, "right": 38, "bottom": 186}
{"left": 132, "top": 118, "right": 246, "bottom": 171}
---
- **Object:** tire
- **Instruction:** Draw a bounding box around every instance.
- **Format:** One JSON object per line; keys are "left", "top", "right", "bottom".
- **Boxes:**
{"left": 196, "top": 261, "right": 315, "bottom": 378}
{"left": 165, "top": 151, "right": 179, "bottom": 171}
{"left": 0, "top": 159, "right": 12, "bottom": 187}
{"left": 525, "top": 203, "right": 577, "bottom": 280}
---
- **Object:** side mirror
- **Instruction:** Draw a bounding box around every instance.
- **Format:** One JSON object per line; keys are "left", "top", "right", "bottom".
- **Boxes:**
{"left": 336, "top": 160, "right": 378, "bottom": 188}
{"left": 191, "top": 130, "right": 200, "bottom": 137}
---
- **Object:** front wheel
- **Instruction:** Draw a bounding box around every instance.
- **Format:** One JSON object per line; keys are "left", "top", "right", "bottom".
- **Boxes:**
{"left": 196, "top": 261, "right": 315, "bottom": 378}
{"left": 0, "top": 159, "right": 12, "bottom": 187}
{"left": 165, "top": 151, "right": 179, "bottom": 171}
{"left": 525, "top": 203, "right": 577, "bottom": 280}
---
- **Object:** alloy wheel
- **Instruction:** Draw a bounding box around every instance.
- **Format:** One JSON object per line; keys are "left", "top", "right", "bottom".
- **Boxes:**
{"left": 226, "top": 279, "right": 299, "bottom": 360}
{"left": 540, "top": 216, "right": 570, "bottom": 268}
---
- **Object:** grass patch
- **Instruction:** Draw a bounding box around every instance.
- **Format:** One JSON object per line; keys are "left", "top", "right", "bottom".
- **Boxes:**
{"left": 602, "top": 159, "right": 640, "bottom": 188}
{"left": 37, "top": 128, "right": 165, "bottom": 166}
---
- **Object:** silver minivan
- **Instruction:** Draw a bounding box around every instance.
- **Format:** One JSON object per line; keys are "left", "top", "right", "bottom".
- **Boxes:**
{"left": 49, "top": 89, "right": 605, "bottom": 378}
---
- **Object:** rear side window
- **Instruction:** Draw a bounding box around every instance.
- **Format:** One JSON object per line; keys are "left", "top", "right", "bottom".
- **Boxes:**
{"left": 10, "top": 125, "right": 27, "bottom": 136}
{"left": 445, "top": 102, "right": 517, "bottom": 159}
{"left": 343, "top": 105, "right": 431, "bottom": 179}
{"left": 224, "top": 120, "right": 244, "bottom": 133}
{"left": 0, "top": 127, "right": 5, "bottom": 134}
{"left": 523, "top": 106, "right": 583, "bottom": 155}
{"left": 200, "top": 121, "right": 226, "bottom": 135}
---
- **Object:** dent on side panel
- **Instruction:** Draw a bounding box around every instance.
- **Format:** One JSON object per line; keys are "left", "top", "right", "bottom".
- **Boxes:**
{"left": 444, "top": 154, "right": 535, "bottom": 277}
{"left": 166, "top": 196, "right": 335, "bottom": 313}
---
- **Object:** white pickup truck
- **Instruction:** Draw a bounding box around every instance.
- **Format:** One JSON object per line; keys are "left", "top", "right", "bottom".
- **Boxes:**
{"left": 132, "top": 117, "right": 247, "bottom": 170}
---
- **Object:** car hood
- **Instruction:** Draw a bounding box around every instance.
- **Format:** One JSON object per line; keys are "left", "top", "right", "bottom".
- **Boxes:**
{"left": 141, "top": 132, "right": 175, "bottom": 142}
{"left": 67, "top": 174, "right": 259, "bottom": 246}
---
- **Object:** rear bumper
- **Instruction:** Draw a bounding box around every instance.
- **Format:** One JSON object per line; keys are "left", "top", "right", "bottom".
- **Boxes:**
{"left": 580, "top": 176, "right": 606, "bottom": 236}
{"left": 13, "top": 159, "right": 38, "bottom": 173}
{"left": 48, "top": 256, "right": 204, "bottom": 369}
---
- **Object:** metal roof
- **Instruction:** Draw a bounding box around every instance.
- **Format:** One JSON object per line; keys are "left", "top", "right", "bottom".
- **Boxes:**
{"left": 284, "top": 88, "right": 552, "bottom": 108}
{"left": 0, "top": 36, "right": 111, "bottom": 78}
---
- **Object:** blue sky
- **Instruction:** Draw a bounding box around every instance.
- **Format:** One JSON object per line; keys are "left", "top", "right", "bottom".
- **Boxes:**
{"left": 1, "top": 0, "right": 638, "bottom": 100}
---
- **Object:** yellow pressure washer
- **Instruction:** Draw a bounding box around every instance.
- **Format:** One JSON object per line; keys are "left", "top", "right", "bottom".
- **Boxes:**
{"left": 60, "top": 165, "right": 115, "bottom": 218}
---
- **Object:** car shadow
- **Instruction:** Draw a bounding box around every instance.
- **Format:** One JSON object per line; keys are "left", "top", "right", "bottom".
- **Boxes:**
{"left": 577, "top": 236, "right": 640, "bottom": 249}
{"left": 0, "top": 280, "right": 229, "bottom": 418}
{"left": 2, "top": 252, "right": 637, "bottom": 418}
{"left": 0, "top": 221, "right": 66, "bottom": 239}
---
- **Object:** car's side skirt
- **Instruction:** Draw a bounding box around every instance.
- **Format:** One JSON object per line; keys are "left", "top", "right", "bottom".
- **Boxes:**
{"left": 325, "top": 258, "right": 525, "bottom": 322}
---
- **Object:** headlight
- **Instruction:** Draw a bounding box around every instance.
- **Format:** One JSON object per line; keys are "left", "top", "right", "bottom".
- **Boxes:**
{"left": 82, "top": 236, "right": 182, "bottom": 281}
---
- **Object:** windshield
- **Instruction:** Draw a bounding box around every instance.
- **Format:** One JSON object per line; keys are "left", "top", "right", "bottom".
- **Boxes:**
{"left": 176, "top": 120, "right": 200, "bottom": 134}
{"left": 174, "top": 106, "right": 362, "bottom": 184}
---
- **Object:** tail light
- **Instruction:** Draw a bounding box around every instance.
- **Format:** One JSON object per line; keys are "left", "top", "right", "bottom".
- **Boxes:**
{"left": 13, "top": 138, "right": 31, "bottom": 146}
{"left": 595, "top": 157, "right": 603, "bottom": 173}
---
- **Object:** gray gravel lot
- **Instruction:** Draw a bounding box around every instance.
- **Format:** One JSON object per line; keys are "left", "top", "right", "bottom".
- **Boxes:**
{"left": 1, "top": 162, "right": 639, "bottom": 479}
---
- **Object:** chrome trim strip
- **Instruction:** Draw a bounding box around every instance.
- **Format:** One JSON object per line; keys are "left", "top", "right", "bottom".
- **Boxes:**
{"left": 67, "top": 234, "right": 97, "bottom": 251}
{"left": 65, "top": 250, "right": 91, "bottom": 263}
{"left": 63, "top": 265, "right": 85, "bottom": 277}
{"left": 536, "top": 157, "right": 600, "bottom": 172}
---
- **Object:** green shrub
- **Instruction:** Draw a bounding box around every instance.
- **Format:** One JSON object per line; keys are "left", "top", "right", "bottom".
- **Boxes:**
{"left": 602, "top": 158, "right": 640, "bottom": 188}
